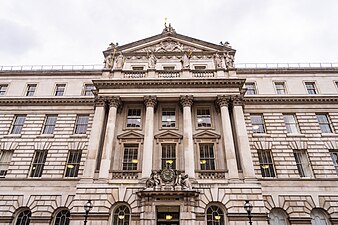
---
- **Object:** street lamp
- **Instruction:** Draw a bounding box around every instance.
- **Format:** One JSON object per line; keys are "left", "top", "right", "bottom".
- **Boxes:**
{"left": 83, "top": 200, "right": 93, "bottom": 225}
{"left": 243, "top": 200, "right": 253, "bottom": 225}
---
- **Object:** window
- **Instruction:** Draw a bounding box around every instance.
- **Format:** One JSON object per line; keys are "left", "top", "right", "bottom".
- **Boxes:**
{"left": 293, "top": 150, "right": 312, "bottom": 177}
{"left": 274, "top": 82, "right": 286, "bottom": 95}
{"left": 83, "top": 84, "right": 95, "bottom": 96}
{"left": 305, "top": 82, "right": 317, "bottom": 94}
{"left": 10, "top": 115, "right": 26, "bottom": 134}
{"left": 283, "top": 114, "right": 300, "bottom": 134}
{"left": 206, "top": 205, "right": 225, "bottom": 225}
{"left": 74, "top": 115, "right": 89, "bottom": 134}
{"left": 258, "top": 150, "right": 275, "bottom": 177}
{"left": 0, "top": 150, "right": 13, "bottom": 177}
{"left": 163, "top": 66, "right": 175, "bottom": 70}
{"left": 245, "top": 82, "right": 257, "bottom": 95}
{"left": 250, "top": 114, "right": 266, "bottom": 133}
{"left": 161, "top": 144, "right": 176, "bottom": 169}
{"left": 42, "top": 115, "right": 57, "bottom": 134}
{"left": 132, "top": 66, "right": 144, "bottom": 71}
{"left": 54, "top": 209, "right": 70, "bottom": 225}
{"left": 122, "top": 145, "right": 138, "bottom": 170}
{"left": 197, "top": 108, "right": 212, "bottom": 128}
{"left": 311, "top": 209, "right": 330, "bottom": 225}
{"left": 65, "top": 150, "right": 82, "bottom": 177}
{"left": 55, "top": 84, "right": 66, "bottom": 96}
{"left": 30, "top": 150, "right": 47, "bottom": 177}
{"left": 316, "top": 114, "right": 333, "bottom": 133}
{"left": 329, "top": 151, "right": 338, "bottom": 175}
{"left": 162, "top": 108, "right": 176, "bottom": 128}
{"left": 269, "top": 208, "right": 289, "bottom": 225}
{"left": 335, "top": 82, "right": 338, "bottom": 90}
{"left": 126, "top": 109, "right": 141, "bottom": 128}
{"left": 199, "top": 144, "right": 215, "bottom": 170}
{"left": 25, "top": 84, "right": 37, "bottom": 96}
{"left": 113, "top": 205, "right": 130, "bottom": 225}
{"left": 0, "top": 84, "right": 8, "bottom": 96}
{"left": 194, "top": 65, "right": 206, "bottom": 70}
{"left": 15, "top": 209, "right": 31, "bottom": 225}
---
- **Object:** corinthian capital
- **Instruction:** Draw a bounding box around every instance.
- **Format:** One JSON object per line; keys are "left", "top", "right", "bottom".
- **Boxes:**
{"left": 180, "top": 95, "right": 193, "bottom": 107}
{"left": 107, "top": 96, "right": 122, "bottom": 108}
{"left": 144, "top": 96, "right": 157, "bottom": 107}
{"left": 216, "top": 95, "right": 231, "bottom": 108}
{"left": 231, "top": 95, "right": 244, "bottom": 106}
{"left": 94, "top": 96, "right": 106, "bottom": 107}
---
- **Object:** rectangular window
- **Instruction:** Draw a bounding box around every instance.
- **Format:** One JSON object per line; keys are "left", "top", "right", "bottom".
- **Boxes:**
{"left": 10, "top": 115, "right": 26, "bottom": 134}
{"left": 199, "top": 143, "right": 215, "bottom": 170}
{"left": 250, "top": 114, "right": 266, "bottom": 133}
{"left": 161, "top": 144, "right": 176, "bottom": 169}
{"left": 42, "top": 115, "right": 57, "bottom": 134}
{"left": 274, "top": 82, "right": 286, "bottom": 94}
{"left": 257, "top": 150, "right": 275, "bottom": 177}
{"left": 0, "top": 84, "right": 8, "bottom": 96}
{"left": 30, "top": 150, "right": 47, "bottom": 177}
{"left": 122, "top": 145, "right": 138, "bottom": 170}
{"left": 316, "top": 114, "right": 333, "bottom": 133}
{"left": 126, "top": 109, "right": 141, "bottom": 128}
{"left": 83, "top": 84, "right": 95, "bottom": 96}
{"left": 283, "top": 114, "right": 300, "bottom": 134}
{"left": 305, "top": 82, "right": 317, "bottom": 94}
{"left": 162, "top": 108, "right": 176, "bottom": 128}
{"left": 293, "top": 150, "right": 312, "bottom": 177}
{"left": 55, "top": 84, "right": 66, "bottom": 96}
{"left": 65, "top": 150, "right": 82, "bottom": 177}
{"left": 163, "top": 66, "right": 175, "bottom": 70}
{"left": 245, "top": 82, "right": 257, "bottom": 95}
{"left": 132, "top": 66, "right": 144, "bottom": 71}
{"left": 74, "top": 115, "right": 89, "bottom": 134}
{"left": 335, "top": 82, "right": 338, "bottom": 89}
{"left": 194, "top": 65, "right": 206, "bottom": 70}
{"left": 26, "top": 84, "right": 37, "bottom": 96}
{"left": 0, "top": 150, "right": 13, "bottom": 177}
{"left": 329, "top": 151, "right": 338, "bottom": 175}
{"left": 197, "top": 108, "right": 212, "bottom": 128}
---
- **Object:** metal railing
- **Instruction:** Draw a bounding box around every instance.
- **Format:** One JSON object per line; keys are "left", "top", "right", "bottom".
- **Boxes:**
{"left": 235, "top": 63, "right": 338, "bottom": 69}
{"left": 0, "top": 64, "right": 103, "bottom": 72}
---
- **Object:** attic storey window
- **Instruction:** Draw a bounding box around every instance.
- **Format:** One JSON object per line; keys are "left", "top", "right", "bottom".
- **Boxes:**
{"left": 126, "top": 109, "right": 141, "bottom": 128}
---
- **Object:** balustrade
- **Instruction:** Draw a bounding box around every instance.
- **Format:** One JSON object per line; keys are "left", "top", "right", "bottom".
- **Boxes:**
{"left": 123, "top": 71, "right": 146, "bottom": 78}
{"left": 192, "top": 70, "right": 215, "bottom": 78}
{"left": 197, "top": 170, "right": 226, "bottom": 179}
{"left": 158, "top": 70, "right": 180, "bottom": 78}
{"left": 111, "top": 170, "right": 140, "bottom": 179}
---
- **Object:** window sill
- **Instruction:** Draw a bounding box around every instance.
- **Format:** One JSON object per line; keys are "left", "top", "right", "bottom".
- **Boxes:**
{"left": 69, "top": 134, "right": 88, "bottom": 138}
{"left": 252, "top": 133, "right": 270, "bottom": 137}
{"left": 3, "top": 134, "right": 22, "bottom": 138}
{"left": 123, "top": 127, "right": 142, "bottom": 131}
{"left": 159, "top": 127, "right": 179, "bottom": 131}
{"left": 286, "top": 133, "right": 305, "bottom": 137}
{"left": 321, "top": 133, "right": 338, "bottom": 137}
{"left": 196, "top": 127, "right": 215, "bottom": 130}
{"left": 36, "top": 134, "right": 54, "bottom": 138}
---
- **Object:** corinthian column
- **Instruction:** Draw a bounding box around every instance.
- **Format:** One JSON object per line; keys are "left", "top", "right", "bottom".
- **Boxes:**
{"left": 141, "top": 96, "right": 157, "bottom": 178}
{"left": 83, "top": 97, "right": 106, "bottom": 179}
{"left": 216, "top": 96, "right": 239, "bottom": 179}
{"left": 180, "top": 95, "right": 195, "bottom": 178}
{"left": 98, "top": 96, "right": 121, "bottom": 180}
{"left": 232, "top": 95, "right": 255, "bottom": 178}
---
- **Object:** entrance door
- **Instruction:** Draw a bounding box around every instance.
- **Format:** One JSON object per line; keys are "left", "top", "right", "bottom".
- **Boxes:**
{"left": 157, "top": 206, "right": 179, "bottom": 225}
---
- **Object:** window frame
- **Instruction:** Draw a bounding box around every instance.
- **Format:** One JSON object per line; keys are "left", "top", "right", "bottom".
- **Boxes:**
{"left": 199, "top": 143, "right": 216, "bottom": 171}
{"left": 0, "top": 150, "right": 13, "bottom": 177}
{"left": 316, "top": 113, "right": 334, "bottom": 133}
{"left": 25, "top": 84, "right": 37, "bottom": 96}
{"left": 283, "top": 114, "right": 301, "bottom": 134}
{"left": 29, "top": 150, "right": 48, "bottom": 178}
{"left": 82, "top": 84, "right": 96, "bottom": 96}
{"left": 274, "top": 81, "right": 287, "bottom": 95}
{"left": 245, "top": 82, "right": 257, "bottom": 95}
{"left": 131, "top": 66, "right": 145, "bottom": 71}
{"left": 161, "top": 107, "right": 177, "bottom": 129}
{"left": 194, "top": 65, "right": 207, "bottom": 70}
{"left": 269, "top": 208, "right": 290, "bottom": 225}
{"left": 196, "top": 107, "right": 213, "bottom": 129}
{"left": 54, "top": 84, "right": 66, "bottom": 96}
{"left": 64, "top": 150, "right": 82, "bottom": 177}
{"left": 122, "top": 144, "right": 139, "bottom": 171}
{"left": 161, "top": 143, "right": 176, "bottom": 169}
{"left": 74, "top": 114, "right": 89, "bottom": 134}
{"left": 257, "top": 149, "right": 276, "bottom": 177}
{"left": 250, "top": 114, "right": 266, "bottom": 134}
{"left": 206, "top": 205, "right": 225, "bottom": 225}
{"left": 15, "top": 209, "right": 32, "bottom": 225}
{"left": 329, "top": 150, "right": 338, "bottom": 175}
{"left": 0, "top": 84, "right": 8, "bottom": 96}
{"left": 304, "top": 82, "right": 318, "bottom": 95}
{"left": 53, "top": 209, "right": 70, "bottom": 225}
{"left": 42, "top": 115, "right": 58, "bottom": 134}
{"left": 10, "top": 115, "right": 27, "bottom": 135}
{"left": 293, "top": 149, "right": 313, "bottom": 177}
{"left": 125, "top": 107, "right": 142, "bottom": 129}
{"left": 112, "top": 204, "right": 131, "bottom": 225}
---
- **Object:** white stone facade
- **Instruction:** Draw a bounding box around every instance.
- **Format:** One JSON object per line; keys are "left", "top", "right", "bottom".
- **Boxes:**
{"left": 0, "top": 27, "right": 338, "bottom": 225}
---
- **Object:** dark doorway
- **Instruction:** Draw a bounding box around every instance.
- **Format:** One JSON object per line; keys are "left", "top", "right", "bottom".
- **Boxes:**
{"left": 157, "top": 206, "right": 179, "bottom": 225}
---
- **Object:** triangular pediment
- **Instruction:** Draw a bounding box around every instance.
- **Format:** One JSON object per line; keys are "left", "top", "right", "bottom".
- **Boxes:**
{"left": 117, "top": 130, "right": 144, "bottom": 140}
{"left": 193, "top": 130, "right": 221, "bottom": 140}
{"left": 103, "top": 30, "right": 235, "bottom": 57}
{"left": 154, "top": 130, "right": 183, "bottom": 140}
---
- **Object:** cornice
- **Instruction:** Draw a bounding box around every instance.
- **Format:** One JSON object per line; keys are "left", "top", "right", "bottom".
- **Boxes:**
{"left": 0, "top": 70, "right": 102, "bottom": 77}
{"left": 244, "top": 95, "right": 338, "bottom": 104}
{"left": 237, "top": 68, "right": 338, "bottom": 74}
{"left": 93, "top": 78, "right": 245, "bottom": 89}
{"left": 0, "top": 97, "right": 95, "bottom": 106}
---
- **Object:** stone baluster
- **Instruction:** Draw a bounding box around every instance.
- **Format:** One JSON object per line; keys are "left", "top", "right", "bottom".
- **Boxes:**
{"left": 232, "top": 95, "right": 255, "bottom": 178}
{"left": 98, "top": 96, "right": 121, "bottom": 180}
{"left": 216, "top": 95, "right": 239, "bottom": 180}
{"left": 141, "top": 96, "right": 157, "bottom": 178}
{"left": 83, "top": 97, "right": 107, "bottom": 179}
{"left": 180, "top": 95, "right": 195, "bottom": 178}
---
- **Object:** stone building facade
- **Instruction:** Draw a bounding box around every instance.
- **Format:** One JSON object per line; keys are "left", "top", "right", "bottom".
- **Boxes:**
{"left": 1, "top": 25, "right": 338, "bottom": 225}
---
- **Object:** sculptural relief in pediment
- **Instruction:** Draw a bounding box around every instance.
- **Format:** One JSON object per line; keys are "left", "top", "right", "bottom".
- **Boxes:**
{"left": 132, "top": 40, "right": 208, "bottom": 53}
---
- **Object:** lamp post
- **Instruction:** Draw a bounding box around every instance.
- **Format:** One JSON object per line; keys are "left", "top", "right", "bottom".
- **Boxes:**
{"left": 83, "top": 200, "right": 93, "bottom": 225}
{"left": 244, "top": 200, "right": 253, "bottom": 225}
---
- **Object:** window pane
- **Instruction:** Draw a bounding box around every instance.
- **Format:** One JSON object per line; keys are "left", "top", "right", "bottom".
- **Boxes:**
{"left": 127, "top": 109, "right": 141, "bottom": 127}
{"left": 161, "top": 144, "right": 176, "bottom": 169}
{"left": 83, "top": 84, "right": 95, "bottom": 96}
{"left": 330, "top": 152, "right": 338, "bottom": 175}
{"left": 258, "top": 150, "right": 275, "bottom": 177}
{"left": 0, "top": 84, "right": 8, "bottom": 96}
{"left": 197, "top": 108, "right": 211, "bottom": 127}
{"left": 65, "top": 151, "right": 82, "bottom": 177}
{"left": 162, "top": 108, "right": 176, "bottom": 127}
{"left": 305, "top": 82, "right": 317, "bottom": 94}
{"left": 16, "top": 210, "right": 31, "bottom": 225}
{"left": 30, "top": 150, "right": 48, "bottom": 177}
{"left": 293, "top": 150, "right": 312, "bottom": 177}
{"left": 26, "top": 84, "right": 37, "bottom": 96}
{"left": 251, "top": 114, "right": 265, "bottom": 133}
{"left": 113, "top": 205, "right": 130, "bottom": 225}
{"left": 283, "top": 114, "right": 300, "bottom": 134}
{"left": 316, "top": 114, "right": 333, "bottom": 133}
{"left": 11, "top": 115, "right": 26, "bottom": 134}
{"left": 0, "top": 150, "right": 13, "bottom": 177}
{"left": 206, "top": 205, "right": 225, "bottom": 225}
{"left": 123, "top": 145, "right": 138, "bottom": 170}
{"left": 74, "top": 115, "right": 89, "bottom": 134}
{"left": 245, "top": 83, "right": 256, "bottom": 95}
{"left": 55, "top": 84, "right": 66, "bottom": 96}
{"left": 54, "top": 209, "right": 70, "bottom": 225}
{"left": 200, "top": 144, "right": 215, "bottom": 170}
{"left": 275, "top": 82, "right": 286, "bottom": 95}
{"left": 43, "top": 115, "right": 57, "bottom": 134}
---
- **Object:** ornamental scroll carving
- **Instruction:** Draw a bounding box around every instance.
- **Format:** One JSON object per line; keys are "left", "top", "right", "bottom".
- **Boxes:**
{"left": 144, "top": 96, "right": 157, "bottom": 108}
{"left": 180, "top": 95, "right": 193, "bottom": 107}
{"left": 145, "top": 168, "right": 192, "bottom": 191}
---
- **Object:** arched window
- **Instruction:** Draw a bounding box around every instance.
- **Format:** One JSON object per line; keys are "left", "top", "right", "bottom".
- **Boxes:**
{"left": 269, "top": 208, "right": 289, "bottom": 225}
{"left": 15, "top": 209, "right": 31, "bottom": 225}
{"left": 311, "top": 209, "right": 331, "bottom": 225}
{"left": 113, "top": 205, "right": 130, "bottom": 225}
{"left": 206, "top": 205, "right": 225, "bottom": 225}
{"left": 54, "top": 209, "right": 70, "bottom": 225}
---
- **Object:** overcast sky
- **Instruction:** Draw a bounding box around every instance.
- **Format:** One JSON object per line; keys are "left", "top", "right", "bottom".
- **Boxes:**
{"left": 0, "top": 0, "right": 337, "bottom": 66}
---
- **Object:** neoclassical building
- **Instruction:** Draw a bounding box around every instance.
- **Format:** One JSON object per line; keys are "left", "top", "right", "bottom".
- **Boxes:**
{"left": 1, "top": 25, "right": 338, "bottom": 225}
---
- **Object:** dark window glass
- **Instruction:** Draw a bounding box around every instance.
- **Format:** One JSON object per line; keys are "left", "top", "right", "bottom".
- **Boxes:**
{"left": 258, "top": 150, "right": 275, "bottom": 177}
{"left": 0, "top": 150, "right": 13, "bottom": 177}
{"left": 316, "top": 114, "right": 333, "bottom": 133}
{"left": 30, "top": 150, "right": 48, "bottom": 177}
{"left": 26, "top": 84, "right": 37, "bottom": 96}
{"left": 200, "top": 144, "right": 215, "bottom": 170}
{"left": 197, "top": 108, "right": 212, "bottom": 128}
{"left": 113, "top": 205, "right": 130, "bottom": 225}
{"left": 65, "top": 151, "right": 82, "bottom": 177}
{"left": 206, "top": 205, "right": 224, "bottom": 225}
{"left": 161, "top": 144, "right": 176, "bottom": 169}
{"left": 54, "top": 209, "right": 70, "bottom": 225}
{"left": 55, "top": 84, "right": 66, "bottom": 96}
{"left": 162, "top": 108, "right": 176, "bottom": 128}
{"left": 0, "top": 84, "right": 8, "bottom": 96}
{"left": 293, "top": 150, "right": 312, "bottom": 177}
{"left": 74, "top": 115, "right": 89, "bottom": 134}
{"left": 330, "top": 151, "right": 338, "bottom": 175}
{"left": 42, "top": 115, "right": 57, "bottom": 134}
{"left": 305, "top": 82, "right": 317, "bottom": 94}
{"left": 11, "top": 115, "right": 26, "bottom": 134}
{"left": 250, "top": 114, "right": 265, "bottom": 133}
{"left": 123, "top": 145, "right": 138, "bottom": 171}
{"left": 245, "top": 83, "right": 256, "bottom": 95}
{"left": 283, "top": 114, "right": 300, "bottom": 134}
{"left": 15, "top": 210, "right": 31, "bottom": 225}
{"left": 126, "top": 109, "right": 141, "bottom": 128}
{"left": 83, "top": 84, "right": 95, "bottom": 96}
{"left": 274, "top": 82, "right": 286, "bottom": 94}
